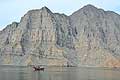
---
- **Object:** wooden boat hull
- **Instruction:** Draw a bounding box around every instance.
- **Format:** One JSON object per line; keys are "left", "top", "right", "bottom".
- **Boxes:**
{"left": 33, "top": 67, "right": 44, "bottom": 71}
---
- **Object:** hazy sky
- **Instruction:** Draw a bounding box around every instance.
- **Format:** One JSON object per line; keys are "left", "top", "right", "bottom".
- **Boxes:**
{"left": 0, "top": 0, "right": 120, "bottom": 30}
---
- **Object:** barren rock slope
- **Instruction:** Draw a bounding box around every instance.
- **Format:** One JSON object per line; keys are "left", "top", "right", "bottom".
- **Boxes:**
{"left": 0, "top": 5, "right": 120, "bottom": 67}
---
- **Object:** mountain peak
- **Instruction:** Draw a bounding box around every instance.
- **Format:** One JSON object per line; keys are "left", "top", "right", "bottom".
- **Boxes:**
{"left": 41, "top": 6, "right": 52, "bottom": 13}
{"left": 82, "top": 4, "right": 97, "bottom": 10}
{"left": 41, "top": 6, "right": 49, "bottom": 10}
{"left": 70, "top": 4, "right": 98, "bottom": 16}
{"left": 26, "top": 6, "right": 52, "bottom": 15}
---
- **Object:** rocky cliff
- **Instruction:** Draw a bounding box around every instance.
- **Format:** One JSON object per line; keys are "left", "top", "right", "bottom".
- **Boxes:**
{"left": 0, "top": 5, "right": 120, "bottom": 67}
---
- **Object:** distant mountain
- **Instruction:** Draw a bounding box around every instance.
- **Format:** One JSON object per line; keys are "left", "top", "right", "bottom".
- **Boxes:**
{"left": 0, "top": 4, "right": 120, "bottom": 67}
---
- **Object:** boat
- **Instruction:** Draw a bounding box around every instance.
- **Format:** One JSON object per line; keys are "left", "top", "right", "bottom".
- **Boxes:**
{"left": 32, "top": 66, "right": 44, "bottom": 71}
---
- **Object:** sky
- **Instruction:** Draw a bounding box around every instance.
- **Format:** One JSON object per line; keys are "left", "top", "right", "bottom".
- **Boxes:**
{"left": 0, "top": 0, "right": 120, "bottom": 30}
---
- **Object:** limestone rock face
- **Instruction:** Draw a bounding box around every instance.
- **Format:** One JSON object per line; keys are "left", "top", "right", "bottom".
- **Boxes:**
{"left": 0, "top": 5, "right": 120, "bottom": 67}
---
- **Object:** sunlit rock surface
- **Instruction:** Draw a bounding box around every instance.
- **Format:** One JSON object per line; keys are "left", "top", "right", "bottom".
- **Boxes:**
{"left": 0, "top": 5, "right": 120, "bottom": 67}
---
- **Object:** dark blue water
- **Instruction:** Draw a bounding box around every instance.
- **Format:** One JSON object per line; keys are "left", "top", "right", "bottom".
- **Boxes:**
{"left": 0, "top": 66, "right": 120, "bottom": 80}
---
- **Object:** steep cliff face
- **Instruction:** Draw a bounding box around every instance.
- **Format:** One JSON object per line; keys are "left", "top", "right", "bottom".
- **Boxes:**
{"left": 0, "top": 5, "right": 120, "bottom": 67}
{"left": 70, "top": 5, "right": 120, "bottom": 67}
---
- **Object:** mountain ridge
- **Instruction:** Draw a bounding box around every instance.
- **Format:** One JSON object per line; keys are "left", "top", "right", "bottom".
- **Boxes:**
{"left": 0, "top": 4, "right": 120, "bottom": 67}
{"left": 2, "top": 4, "right": 120, "bottom": 30}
